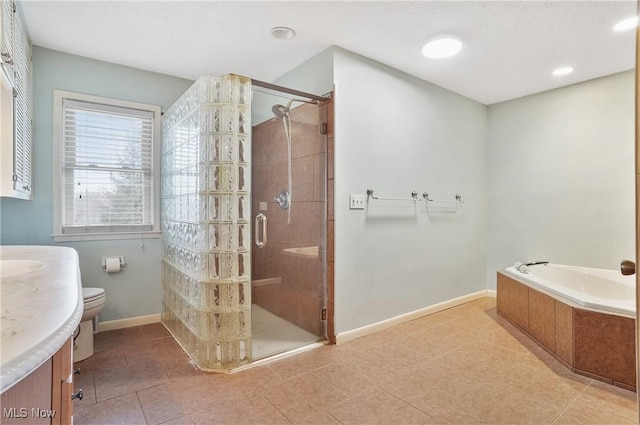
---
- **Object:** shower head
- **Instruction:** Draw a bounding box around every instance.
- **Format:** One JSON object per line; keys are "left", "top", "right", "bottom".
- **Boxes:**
{"left": 272, "top": 104, "right": 289, "bottom": 118}
{"left": 272, "top": 98, "right": 320, "bottom": 119}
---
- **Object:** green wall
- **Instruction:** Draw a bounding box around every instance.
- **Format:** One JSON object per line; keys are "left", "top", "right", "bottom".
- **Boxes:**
{"left": 0, "top": 47, "right": 193, "bottom": 321}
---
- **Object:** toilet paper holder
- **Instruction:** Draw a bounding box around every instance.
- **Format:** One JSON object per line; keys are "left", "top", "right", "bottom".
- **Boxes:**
{"left": 101, "top": 256, "right": 126, "bottom": 272}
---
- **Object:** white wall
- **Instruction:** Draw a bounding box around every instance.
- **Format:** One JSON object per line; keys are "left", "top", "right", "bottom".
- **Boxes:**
{"left": 252, "top": 47, "right": 333, "bottom": 125}
{"left": 486, "top": 70, "right": 635, "bottom": 286}
{"left": 332, "top": 48, "right": 489, "bottom": 333}
{"left": 274, "top": 47, "right": 334, "bottom": 96}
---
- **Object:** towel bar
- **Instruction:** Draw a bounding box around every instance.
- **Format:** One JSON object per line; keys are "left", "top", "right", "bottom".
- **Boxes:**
{"left": 366, "top": 188, "right": 422, "bottom": 202}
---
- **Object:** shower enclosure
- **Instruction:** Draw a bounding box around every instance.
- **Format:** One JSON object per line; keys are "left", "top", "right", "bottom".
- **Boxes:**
{"left": 161, "top": 74, "right": 327, "bottom": 371}
{"left": 251, "top": 85, "right": 327, "bottom": 360}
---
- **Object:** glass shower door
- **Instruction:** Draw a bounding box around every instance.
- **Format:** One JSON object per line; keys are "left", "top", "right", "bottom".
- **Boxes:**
{"left": 250, "top": 88, "right": 327, "bottom": 360}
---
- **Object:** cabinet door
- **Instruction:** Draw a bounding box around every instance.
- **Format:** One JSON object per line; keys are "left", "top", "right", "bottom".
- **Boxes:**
{"left": 0, "top": 65, "right": 14, "bottom": 191}
{"left": 1, "top": 0, "right": 14, "bottom": 75}
{"left": 51, "top": 337, "right": 73, "bottom": 425}
{"left": 12, "top": 11, "right": 31, "bottom": 197}
{"left": 0, "top": 0, "right": 31, "bottom": 200}
{"left": 0, "top": 359, "right": 53, "bottom": 425}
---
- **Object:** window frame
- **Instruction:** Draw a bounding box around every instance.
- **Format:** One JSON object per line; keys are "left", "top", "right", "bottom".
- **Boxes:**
{"left": 52, "top": 90, "right": 161, "bottom": 242}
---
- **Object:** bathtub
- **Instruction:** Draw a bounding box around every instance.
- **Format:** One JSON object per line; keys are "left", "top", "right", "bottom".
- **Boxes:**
{"left": 501, "top": 263, "right": 635, "bottom": 318}
{"left": 498, "top": 263, "right": 636, "bottom": 390}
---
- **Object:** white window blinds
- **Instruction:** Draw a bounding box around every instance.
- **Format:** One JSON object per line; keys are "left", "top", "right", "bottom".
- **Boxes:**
{"left": 61, "top": 99, "right": 155, "bottom": 234}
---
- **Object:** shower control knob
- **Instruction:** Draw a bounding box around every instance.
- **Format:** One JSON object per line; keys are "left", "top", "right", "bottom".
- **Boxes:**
{"left": 274, "top": 189, "right": 290, "bottom": 210}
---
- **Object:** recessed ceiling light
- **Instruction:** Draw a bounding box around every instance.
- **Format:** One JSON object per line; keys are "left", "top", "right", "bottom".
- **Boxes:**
{"left": 421, "top": 35, "right": 462, "bottom": 59}
{"left": 613, "top": 16, "right": 638, "bottom": 32}
{"left": 552, "top": 67, "right": 574, "bottom": 76}
{"left": 270, "top": 27, "right": 296, "bottom": 40}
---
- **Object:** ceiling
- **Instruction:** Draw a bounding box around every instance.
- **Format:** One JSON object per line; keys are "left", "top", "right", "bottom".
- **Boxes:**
{"left": 20, "top": 1, "right": 637, "bottom": 105}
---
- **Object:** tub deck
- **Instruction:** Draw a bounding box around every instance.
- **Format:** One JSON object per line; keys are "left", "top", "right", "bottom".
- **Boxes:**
{"left": 497, "top": 271, "right": 636, "bottom": 391}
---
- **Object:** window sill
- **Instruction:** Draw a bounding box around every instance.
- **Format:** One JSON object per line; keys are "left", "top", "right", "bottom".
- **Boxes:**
{"left": 52, "top": 231, "right": 161, "bottom": 243}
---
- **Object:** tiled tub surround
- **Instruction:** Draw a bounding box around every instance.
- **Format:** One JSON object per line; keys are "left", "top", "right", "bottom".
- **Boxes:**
{"left": 251, "top": 101, "right": 327, "bottom": 338}
{"left": 497, "top": 271, "right": 636, "bottom": 390}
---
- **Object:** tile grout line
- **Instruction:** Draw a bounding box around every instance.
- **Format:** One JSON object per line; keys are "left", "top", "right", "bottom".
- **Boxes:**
{"left": 581, "top": 380, "right": 639, "bottom": 421}
{"left": 506, "top": 368, "right": 596, "bottom": 425}
{"left": 375, "top": 379, "right": 461, "bottom": 421}
{"left": 265, "top": 363, "right": 287, "bottom": 381}
{"left": 549, "top": 391, "right": 584, "bottom": 425}
{"left": 376, "top": 386, "right": 434, "bottom": 422}
{"left": 259, "top": 392, "right": 296, "bottom": 425}
{"left": 134, "top": 390, "right": 152, "bottom": 425}
{"left": 324, "top": 408, "right": 346, "bottom": 425}
{"left": 272, "top": 369, "right": 353, "bottom": 423}
{"left": 88, "top": 373, "right": 97, "bottom": 407}
{"left": 308, "top": 368, "right": 359, "bottom": 404}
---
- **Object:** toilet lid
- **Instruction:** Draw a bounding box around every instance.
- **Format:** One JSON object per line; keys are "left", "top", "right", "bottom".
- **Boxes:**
{"left": 83, "top": 287, "right": 105, "bottom": 302}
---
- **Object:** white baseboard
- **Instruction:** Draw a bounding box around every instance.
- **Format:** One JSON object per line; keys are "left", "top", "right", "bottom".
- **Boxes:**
{"left": 99, "top": 313, "right": 161, "bottom": 332}
{"left": 335, "top": 290, "right": 493, "bottom": 344}
{"left": 97, "top": 290, "right": 497, "bottom": 338}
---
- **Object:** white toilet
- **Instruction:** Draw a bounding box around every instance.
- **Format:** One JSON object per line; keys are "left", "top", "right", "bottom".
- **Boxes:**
{"left": 75, "top": 287, "right": 106, "bottom": 362}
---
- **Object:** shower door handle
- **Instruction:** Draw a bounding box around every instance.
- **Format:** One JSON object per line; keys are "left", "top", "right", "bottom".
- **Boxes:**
{"left": 255, "top": 213, "right": 267, "bottom": 248}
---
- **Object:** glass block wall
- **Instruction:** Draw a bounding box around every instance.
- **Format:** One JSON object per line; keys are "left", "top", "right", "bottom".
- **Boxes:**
{"left": 161, "top": 74, "right": 252, "bottom": 371}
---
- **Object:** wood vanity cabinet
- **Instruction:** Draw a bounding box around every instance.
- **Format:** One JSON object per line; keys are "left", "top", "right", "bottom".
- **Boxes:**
{"left": 51, "top": 338, "right": 73, "bottom": 425}
{"left": 1, "top": 337, "right": 74, "bottom": 425}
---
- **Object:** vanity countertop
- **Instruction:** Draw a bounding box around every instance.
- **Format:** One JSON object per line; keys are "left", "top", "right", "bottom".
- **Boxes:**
{"left": 0, "top": 245, "right": 83, "bottom": 393}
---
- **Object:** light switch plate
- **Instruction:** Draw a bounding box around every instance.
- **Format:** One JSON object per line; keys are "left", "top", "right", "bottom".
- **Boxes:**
{"left": 349, "top": 194, "right": 365, "bottom": 210}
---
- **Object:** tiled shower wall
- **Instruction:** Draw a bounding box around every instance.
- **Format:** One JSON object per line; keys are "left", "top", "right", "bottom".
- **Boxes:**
{"left": 161, "top": 75, "right": 253, "bottom": 370}
{"left": 251, "top": 102, "right": 328, "bottom": 336}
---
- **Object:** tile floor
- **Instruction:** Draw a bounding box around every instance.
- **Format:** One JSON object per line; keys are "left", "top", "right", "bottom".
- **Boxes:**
{"left": 73, "top": 298, "right": 638, "bottom": 425}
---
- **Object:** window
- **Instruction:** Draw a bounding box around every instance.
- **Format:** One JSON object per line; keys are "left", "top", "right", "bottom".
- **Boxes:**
{"left": 53, "top": 90, "right": 161, "bottom": 241}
